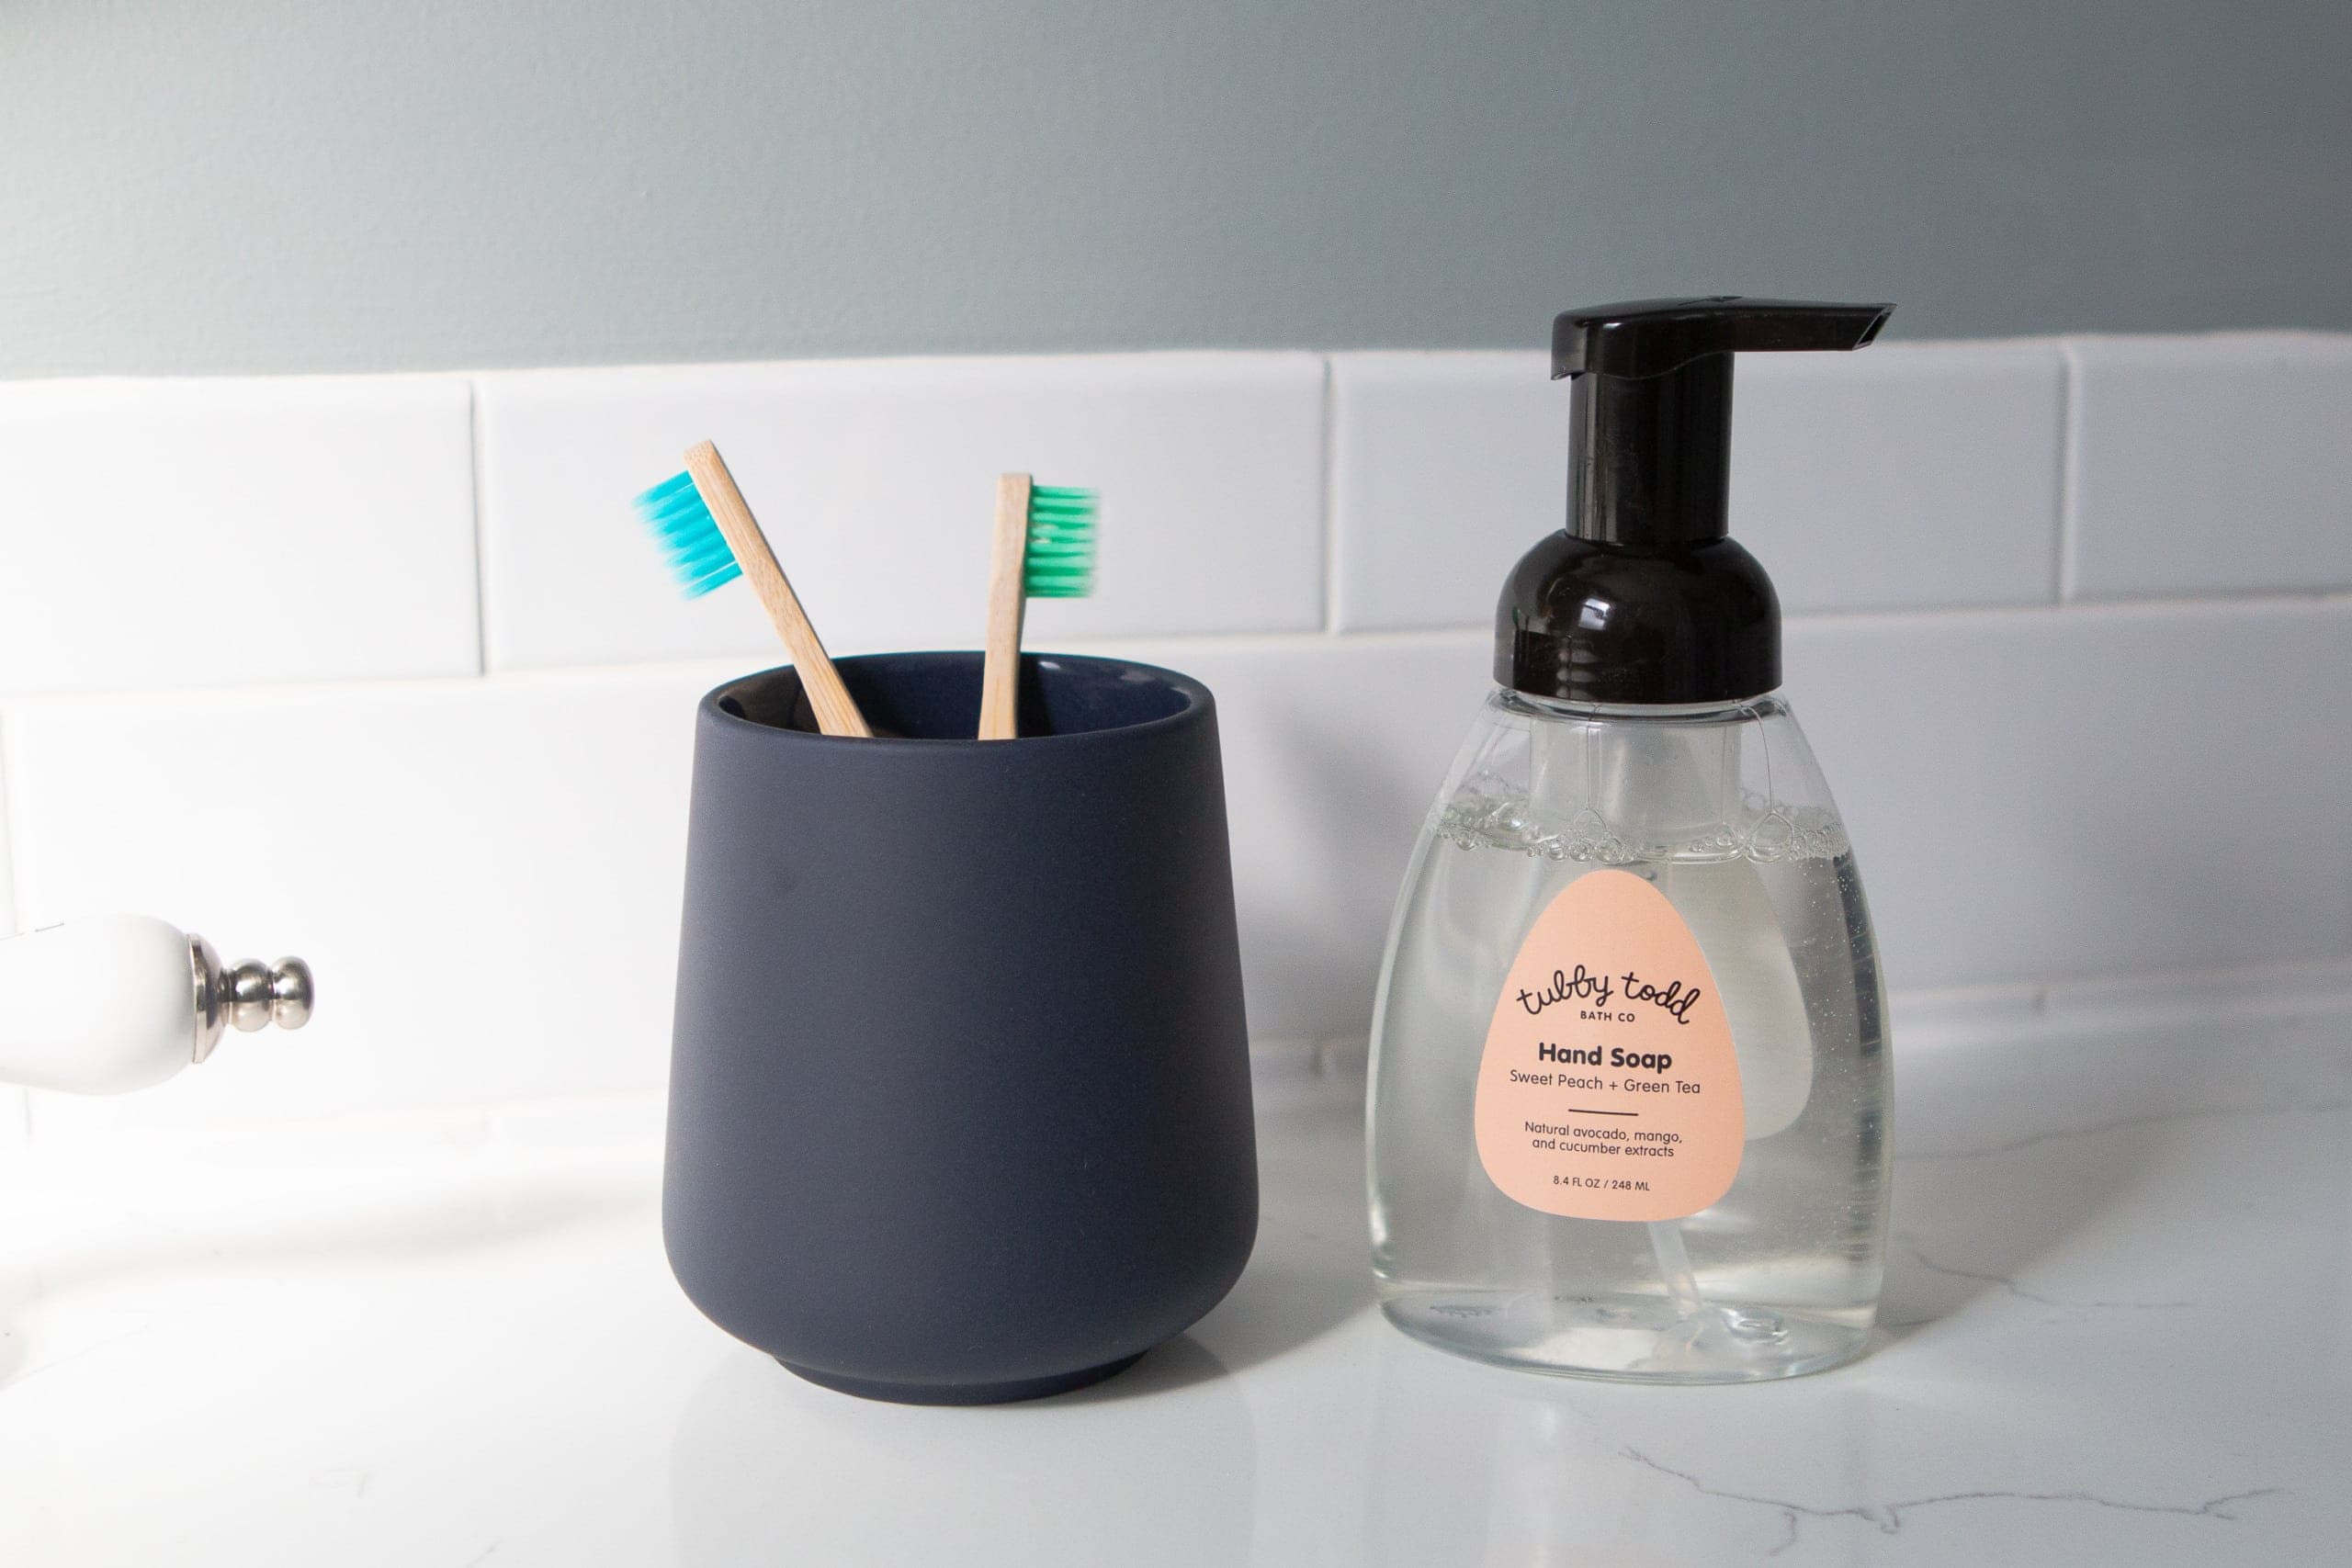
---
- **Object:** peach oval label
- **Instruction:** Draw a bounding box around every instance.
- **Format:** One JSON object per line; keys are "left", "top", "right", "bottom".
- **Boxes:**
{"left": 1473, "top": 868, "right": 1744, "bottom": 1221}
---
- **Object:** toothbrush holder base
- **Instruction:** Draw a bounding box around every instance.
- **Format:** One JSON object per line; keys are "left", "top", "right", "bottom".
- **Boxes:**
{"left": 777, "top": 1351, "right": 1146, "bottom": 1406}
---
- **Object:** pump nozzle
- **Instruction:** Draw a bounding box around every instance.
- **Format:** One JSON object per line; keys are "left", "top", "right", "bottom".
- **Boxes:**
{"left": 1551, "top": 297, "right": 1893, "bottom": 381}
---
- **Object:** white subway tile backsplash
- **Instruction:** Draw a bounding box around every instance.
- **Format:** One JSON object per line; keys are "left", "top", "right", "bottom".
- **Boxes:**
{"left": 1790, "top": 598, "right": 2352, "bottom": 992}
{"left": 1081, "top": 633, "right": 1489, "bottom": 1043}
{"left": 475, "top": 355, "right": 1326, "bottom": 671}
{"left": 1329, "top": 344, "right": 2064, "bottom": 633}
{"left": 0, "top": 332, "right": 2336, "bottom": 1122}
{"left": 1328, "top": 354, "right": 1556, "bottom": 633}
{"left": 3, "top": 665, "right": 725, "bottom": 1133}
{"left": 1732, "top": 341, "right": 2064, "bottom": 611}
{"left": 2065, "top": 333, "right": 2352, "bottom": 601}
{"left": 0, "top": 377, "right": 480, "bottom": 694}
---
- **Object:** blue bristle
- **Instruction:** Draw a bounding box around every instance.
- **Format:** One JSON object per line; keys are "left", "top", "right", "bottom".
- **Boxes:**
{"left": 630, "top": 470, "right": 742, "bottom": 597}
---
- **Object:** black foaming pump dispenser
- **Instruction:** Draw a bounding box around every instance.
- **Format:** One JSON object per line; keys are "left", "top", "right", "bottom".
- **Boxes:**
{"left": 1502, "top": 297, "right": 1893, "bottom": 705}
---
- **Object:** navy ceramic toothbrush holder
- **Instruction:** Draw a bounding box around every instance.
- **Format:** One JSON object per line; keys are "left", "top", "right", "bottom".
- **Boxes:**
{"left": 663, "top": 651, "right": 1260, "bottom": 1404}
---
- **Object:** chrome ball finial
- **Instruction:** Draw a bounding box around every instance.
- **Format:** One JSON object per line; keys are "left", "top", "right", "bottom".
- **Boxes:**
{"left": 191, "top": 939, "right": 315, "bottom": 1064}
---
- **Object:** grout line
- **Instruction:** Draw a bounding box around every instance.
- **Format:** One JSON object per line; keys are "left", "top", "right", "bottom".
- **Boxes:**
{"left": 1318, "top": 356, "right": 1340, "bottom": 636}
{"left": 4, "top": 332, "right": 2345, "bottom": 391}
{"left": 1063, "top": 588, "right": 2345, "bottom": 652}
{"left": 2055, "top": 340, "right": 2083, "bottom": 604}
{"left": 465, "top": 378, "right": 491, "bottom": 677}
{"left": 1194, "top": 585, "right": 2352, "bottom": 649}
{"left": 1784, "top": 585, "right": 2352, "bottom": 629}
{"left": 1062, "top": 626, "right": 1487, "bottom": 660}
{"left": 1894, "top": 951, "right": 2352, "bottom": 1010}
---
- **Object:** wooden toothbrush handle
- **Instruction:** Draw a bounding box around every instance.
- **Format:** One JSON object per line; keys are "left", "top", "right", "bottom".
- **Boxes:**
{"left": 683, "top": 441, "right": 872, "bottom": 739}
{"left": 978, "top": 472, "right": 1033, "bottom": 741}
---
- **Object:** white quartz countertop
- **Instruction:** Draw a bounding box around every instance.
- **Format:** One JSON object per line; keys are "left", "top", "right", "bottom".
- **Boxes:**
{"left": 2, "top": 1000, "right": 2347, "bottom": 1565}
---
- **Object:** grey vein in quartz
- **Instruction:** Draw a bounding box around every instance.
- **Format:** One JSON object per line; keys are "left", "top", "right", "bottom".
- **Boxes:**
{"left": 1896, "top": 1234, "right": 2193, "bottom": 1311}
{"left": 1620, "top": 1447, "right": 2280, "bottom": 1556}
{"left": 4, "top": 1315, "right": 157, "bottom": 1386}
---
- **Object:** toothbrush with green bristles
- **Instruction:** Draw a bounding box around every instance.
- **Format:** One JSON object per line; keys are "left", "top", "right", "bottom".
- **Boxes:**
{"left": 978, "top": 473, "right": 1098, "bottom": 739}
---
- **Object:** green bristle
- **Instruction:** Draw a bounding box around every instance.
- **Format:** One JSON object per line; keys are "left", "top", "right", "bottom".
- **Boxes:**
{"left": 1023, "top": 484, "right": 1098, "bottom": 599}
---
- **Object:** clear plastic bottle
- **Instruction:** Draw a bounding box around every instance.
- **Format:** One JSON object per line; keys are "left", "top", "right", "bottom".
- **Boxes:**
{"left": 1367, "top": 690, "right": 1888, "bottom": 1382}
{"left": 1364, "top": 296, "right": 1898, "bottom": 1382}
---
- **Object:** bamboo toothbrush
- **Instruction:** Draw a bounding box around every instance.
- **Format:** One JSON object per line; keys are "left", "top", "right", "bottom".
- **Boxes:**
{"left": 632, "top": 440, "right": 871, "bottom": 738}
{"left": 978, "top": 473, "right": 1099, "bottom": 739}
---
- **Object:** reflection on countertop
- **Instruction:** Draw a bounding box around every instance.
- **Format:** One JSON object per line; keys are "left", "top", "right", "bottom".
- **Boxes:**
{"left": 1, "top": 997, "right": 2346, "bottom": 1565}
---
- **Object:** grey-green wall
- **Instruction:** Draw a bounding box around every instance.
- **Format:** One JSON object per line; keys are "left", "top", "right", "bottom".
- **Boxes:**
{"left": 4, "top": 1, "right": 2344, "bottom": 378}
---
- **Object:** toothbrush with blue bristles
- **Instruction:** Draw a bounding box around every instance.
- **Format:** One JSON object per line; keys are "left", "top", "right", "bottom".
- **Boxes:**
{"left": 978, "top": 473, "right": 1098, "bottom": 739}
{"left": 633, "top": 440, "right": 872, "bottom": 738}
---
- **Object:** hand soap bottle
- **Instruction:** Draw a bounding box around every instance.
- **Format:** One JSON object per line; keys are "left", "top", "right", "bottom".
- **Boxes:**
{"left": 1367, "top": 297, "right": 1894, "bottom": 1382}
